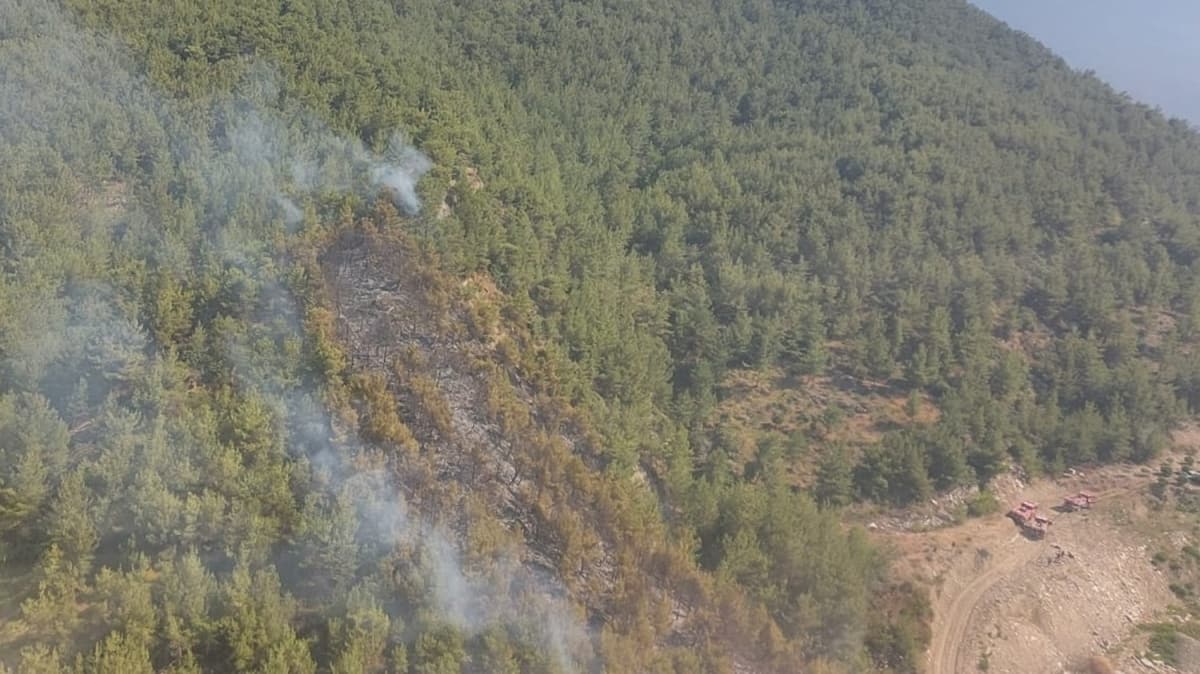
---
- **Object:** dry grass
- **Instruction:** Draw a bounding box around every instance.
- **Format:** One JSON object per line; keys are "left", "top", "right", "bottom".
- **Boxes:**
{"left": 711, "top": 367, "right": 939, "bottom": 484}
{"left": 1078, "top": 655, "right": 1115, "bottom": 674}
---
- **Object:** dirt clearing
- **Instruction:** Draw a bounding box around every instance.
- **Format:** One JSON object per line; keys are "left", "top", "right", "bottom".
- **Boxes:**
{"left": 876, "top": 457, "right": 1187, "bottom": 674}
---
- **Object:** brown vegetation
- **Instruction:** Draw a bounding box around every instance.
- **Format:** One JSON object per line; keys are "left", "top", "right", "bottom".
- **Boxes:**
{"left": 1081, "top": 655, "right": 1116, "bottom": 674}
{"left": 305, "top": 208, "right": 802, "bottom": 672}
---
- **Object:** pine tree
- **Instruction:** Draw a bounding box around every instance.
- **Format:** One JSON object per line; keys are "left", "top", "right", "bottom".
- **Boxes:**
{"left": 1102, "top": 404, "right": 1133, "bottom": 461}
{"left": 989, "top": 350, "right": 1028, "bottom": 400}
{"left": 330, "top": 586, "right": 391, "bottom": 674}
{"left": 966, "top": 431, "right": 1008, "bottom": 486}
{"left": 47, "top": 470, "right": 98, "bottom": 575}
{"left": 905, "top": 344, "right": 936, "bottom": 389}
{"left": 12, "top": 645, "right": 66, "bottom": 674}
{"left": 297, "top": 492, "right": 360, "bottom": 602}
{"left": 94, "top": 557, "right": 156, "bottom": 648}
{"left": 860, "top": 313, "right": 894, "bottom": 380}
{"left": 814, "top": 445, "right": 853, "bottom": 508}
{"left": 926, "top": 433, "right": 969, "bottom": 491}
{"left": 0, "top": 444, "right": 49, "bottom": 536}
{"left": 20, "top": 545, "right": 79, "bottom": 640}
{"left": 472, "top": 629, "right": 521, "bottom": 674}
{"left": 411, "top": 625, "right": 467, "bottom": 674}
{"left": 86, "top": 631, "right": 155, "bottom": 674}
{"left": 718, "top": 527, "right": 773, "bottom": 601}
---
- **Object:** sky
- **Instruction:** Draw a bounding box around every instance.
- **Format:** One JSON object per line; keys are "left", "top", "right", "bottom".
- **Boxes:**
{"left": 969, "top": 0, "right": 1200, "bottom": 123}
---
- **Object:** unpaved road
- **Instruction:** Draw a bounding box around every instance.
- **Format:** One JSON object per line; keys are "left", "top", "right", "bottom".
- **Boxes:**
{"left": 922, "top": 479, "right": 1155, "bottom": 674}
{"left": 928, "top": 530, "right": 1035, "bottom": 674}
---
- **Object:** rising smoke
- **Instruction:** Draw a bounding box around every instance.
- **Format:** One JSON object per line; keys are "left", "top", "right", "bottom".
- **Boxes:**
{"left": 0, "top": 0, "right": 590, "bottom": 670}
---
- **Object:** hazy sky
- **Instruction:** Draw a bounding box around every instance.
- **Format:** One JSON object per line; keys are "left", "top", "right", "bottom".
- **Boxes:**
{"left": 969, "top": 0, "right": 1200, "bottom": 123}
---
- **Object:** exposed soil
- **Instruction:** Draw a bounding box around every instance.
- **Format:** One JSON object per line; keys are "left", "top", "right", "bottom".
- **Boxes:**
{"left": 948, "top": 493, "right": 1172, "bottom": 674}
{"left": 879, "top": 458, "right": 1180, "bottom": 674}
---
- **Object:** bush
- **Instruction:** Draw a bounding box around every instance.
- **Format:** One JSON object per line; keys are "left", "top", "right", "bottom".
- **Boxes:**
{"left": 1142, "top": 623, "right": 1181, "bottom": 665}
{"left": 966, "top": 490, "right": 1000, "bottom": 518}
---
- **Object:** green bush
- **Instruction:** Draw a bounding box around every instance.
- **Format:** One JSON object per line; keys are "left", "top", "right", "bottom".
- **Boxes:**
{"left": 967, "top": 490, "right": 1001, "bottom": 518}
{"left": 1142, "top": 623, "right": 1180, "bottom": 665}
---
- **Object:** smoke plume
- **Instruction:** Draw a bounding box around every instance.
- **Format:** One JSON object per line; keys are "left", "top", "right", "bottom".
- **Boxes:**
{"left": 0, "top": 0, "right": 589, "bottom": 670}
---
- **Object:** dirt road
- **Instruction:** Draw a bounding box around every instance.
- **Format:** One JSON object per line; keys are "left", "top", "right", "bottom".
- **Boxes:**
{"left": 923, "top": 480, "right": 1154, "bottom": 674}
{"left": 927, "top": 530, "right": 1037, "bottom": 674}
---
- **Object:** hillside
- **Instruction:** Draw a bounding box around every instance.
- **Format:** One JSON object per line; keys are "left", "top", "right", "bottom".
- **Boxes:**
{"left": 4, "top": 0, "right": 1200, "bottom": 672}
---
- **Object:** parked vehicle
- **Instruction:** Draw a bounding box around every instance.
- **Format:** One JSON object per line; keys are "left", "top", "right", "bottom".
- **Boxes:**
{"left": 1062, "top": 491, "right": 1097, "bottom": 511}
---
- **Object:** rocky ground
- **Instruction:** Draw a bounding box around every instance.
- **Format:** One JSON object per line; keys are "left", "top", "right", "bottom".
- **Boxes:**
{"left": 875, "top": 455, "right": 1196, "bottom": 674}
{"left": 964, "top": 500, "right": 1173, "bottom": 673}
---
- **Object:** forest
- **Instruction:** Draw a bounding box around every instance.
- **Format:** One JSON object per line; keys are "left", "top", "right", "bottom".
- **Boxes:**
{"left": 3, "top": 0, "right": 1200, "bottom": 672}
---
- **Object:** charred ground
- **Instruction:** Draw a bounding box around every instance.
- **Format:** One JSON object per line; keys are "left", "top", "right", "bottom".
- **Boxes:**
{"left": 312, "top": 217, "right": 788, "bottom": 671}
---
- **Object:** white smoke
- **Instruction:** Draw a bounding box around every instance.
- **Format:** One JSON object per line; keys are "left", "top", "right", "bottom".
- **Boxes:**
{"left": 273, "top": 195, "right": 304, "bottom": 228}
{"left": 219, "top": 103, "right": 432, "bottom": 228}
{"left": 0, "top": 1, "right": 593, "bottom": 670}
{"left": 369, "top": 140, "right": 433, "bottom": 215}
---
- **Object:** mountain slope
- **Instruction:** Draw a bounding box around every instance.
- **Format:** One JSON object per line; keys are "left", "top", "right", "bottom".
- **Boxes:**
{"left": 3, "top": 0, "right": 1200, "bottom": 672}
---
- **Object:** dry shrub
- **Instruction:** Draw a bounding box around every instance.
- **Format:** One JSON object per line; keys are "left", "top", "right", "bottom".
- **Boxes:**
{"left": 1080, "top": 655, "right": 1115, "bottom": 674}
{"left": 408, "top": 373, "right": 454, "bottom": 437}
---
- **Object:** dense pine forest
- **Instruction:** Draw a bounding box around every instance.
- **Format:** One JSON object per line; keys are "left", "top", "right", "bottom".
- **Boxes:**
{"left": 3, "top": 0, "right": 1200, "bottom": 672}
